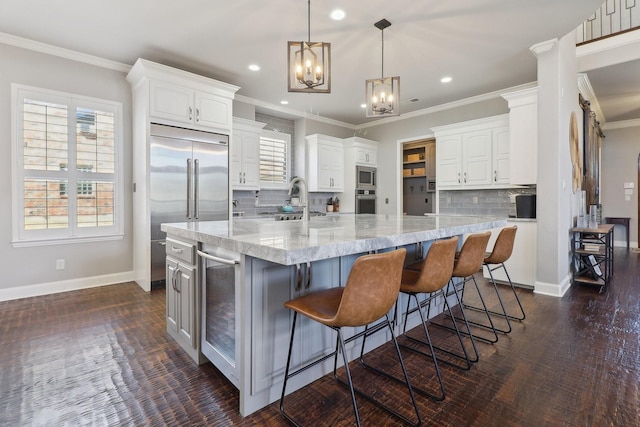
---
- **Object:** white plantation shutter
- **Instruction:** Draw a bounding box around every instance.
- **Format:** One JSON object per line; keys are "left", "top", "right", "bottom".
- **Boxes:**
{"left": 259, "top": 131, "right": 290, "bottom": 187}
{"left": 13, "top": 84, "right": 123, "bottom": 244}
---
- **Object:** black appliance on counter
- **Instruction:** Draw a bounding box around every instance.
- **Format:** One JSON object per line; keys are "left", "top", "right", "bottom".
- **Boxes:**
{"left": 515, "top": 194, "right": 536, "bottom": 218}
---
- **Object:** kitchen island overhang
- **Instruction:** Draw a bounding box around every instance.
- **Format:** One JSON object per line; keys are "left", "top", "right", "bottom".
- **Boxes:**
{"left": 162, "top": 214, "right": 508, "bottom": 265}
{"left": 161, "top": 214, "right": 507, "bottom": 416}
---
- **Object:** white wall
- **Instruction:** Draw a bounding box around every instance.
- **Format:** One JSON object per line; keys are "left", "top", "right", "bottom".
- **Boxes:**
{"left": 600, "top": 124, "right": 640, "bottom": 247}
{"left": 0, "top": 43, "right": 133, "bottom": 300}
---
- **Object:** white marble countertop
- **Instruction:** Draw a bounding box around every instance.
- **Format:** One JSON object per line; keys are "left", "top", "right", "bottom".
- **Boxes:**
{"left": 161, "top": 214, "right": 507, "bottom": 265}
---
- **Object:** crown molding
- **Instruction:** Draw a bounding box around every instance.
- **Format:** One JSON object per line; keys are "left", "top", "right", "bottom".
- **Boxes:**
{"left": 576, "top": 73, "right": 605, "bottom": 124}
{"left": 530, "top": 38, "right": 558, "bottom": 57}
{"left": 0, "top": 31, "right": 131, "bottom": 73}
{"left": 602, "top": 118, "right": 640, "bottom": 130}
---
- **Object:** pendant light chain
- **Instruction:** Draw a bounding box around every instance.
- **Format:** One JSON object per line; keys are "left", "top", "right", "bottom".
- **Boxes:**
{"left": 307, "top": 0, "right": 311, "bottom": 42}
{"left": 381, "top": 28, "right": 384, "bottom": 78}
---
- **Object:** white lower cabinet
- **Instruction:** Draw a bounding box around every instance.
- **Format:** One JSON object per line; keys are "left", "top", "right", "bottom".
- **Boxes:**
{"left": 482, "top": 221, "right": 537, "bottom": 288}
{"left": 165, "top": 237, "right": 202, "bottom": 363}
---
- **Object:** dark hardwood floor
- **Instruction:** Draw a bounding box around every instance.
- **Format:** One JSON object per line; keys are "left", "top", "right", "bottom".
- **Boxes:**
{"left": 1, "top": 249, "right": 638, "bottom": 426}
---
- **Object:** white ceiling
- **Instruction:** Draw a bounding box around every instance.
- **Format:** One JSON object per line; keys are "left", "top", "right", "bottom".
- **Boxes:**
{"left": 2, "top": 0, "right": 633, "bottom": 126}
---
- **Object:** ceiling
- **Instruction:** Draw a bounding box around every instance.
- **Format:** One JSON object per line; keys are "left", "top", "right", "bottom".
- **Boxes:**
{"left": 2, "top": 0, "right": 634, "bottom": 126}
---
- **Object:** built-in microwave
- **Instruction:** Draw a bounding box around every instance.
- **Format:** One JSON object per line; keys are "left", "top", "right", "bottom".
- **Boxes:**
{"left": 356, "top": 166, "right": 376, "bottom": 190}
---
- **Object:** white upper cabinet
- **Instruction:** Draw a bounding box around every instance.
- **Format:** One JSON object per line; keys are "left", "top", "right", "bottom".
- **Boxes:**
{"left": 502, "top": 87, "right": 538, "bottom": 185}
{"left": 462, "top": 129, "right": 493, "bottom": 186}
{"left": 149, "top": 80, "right": 232, "bottom": 131}
{"left": 306, "top": 134, "right": 344, "bottom": 192}
{"left": 344, "top": 137, "right": 378, "bottom": 167}
{"left": 231, "top": 118, "right": 266, "bottom": 190}
{"left": 128, "top": 58, "right": 239, "bottom": 134}
{"left": 493, "top": 126, "right": 510, "bottom": 185}
{"left": 433, "top": 115, "right": 510, "bottom": 189}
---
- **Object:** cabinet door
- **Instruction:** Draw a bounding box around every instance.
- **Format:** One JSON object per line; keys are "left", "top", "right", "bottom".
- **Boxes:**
{"left": 436, "top": 135, "right": 462, "bottom": 187}
{"left": 296, "top": 259, "right": 338, "bottom": 365}
{"left": 356, "top": 148, "right": 377, "bottom": 166}
{"left": 493, "top": 127, "right": 510, "bottom": 184}
{"left": 241, "top": 132, "right": 260, "bottom": 189}
{"left": 231, "top": 130, "right": 260, "bottom": 190}
{"left": 317, "top": 143, "right": 334, "bottom": 190}
{"left": 150, "top": 81, "right": 194, "bottom": 124}
{"left": 425, "top": 142, "right": 436, "bottom": 179}
{"left": 329, "top": 145, "right": 344, "bottom": 191}
{"left": 177, "top": 263, "right": 196, "bottom": 347}
{"left": 462, "top": 130, "right": 492, "bottom": 186}
{"left": 230, "top": 131, "right": 243, "bottom": 187}
{"left": 251, "top": 259, "right": 295, "bottom": 393}
{"left": 195, "top": 92, "right": 232, "bottom": 131}
{"left": 166, "top": 258, "right": 180, "bottom": 335}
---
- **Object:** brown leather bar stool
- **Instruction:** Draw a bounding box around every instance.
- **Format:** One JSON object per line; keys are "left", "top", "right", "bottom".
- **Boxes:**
{"left": 357, "top": 237, "right": 463, "bottom": 403}
{"left": 430, "top": 231, "right": 497, "bottom": 349}
{"left": 279, "top": 248, "right": 421, "bottom": 427}
{"left": 396, "top": 236, "right": 468, "bottom": 401}
{"left": 471, "top": 226, "right": 525, "bottom": 330}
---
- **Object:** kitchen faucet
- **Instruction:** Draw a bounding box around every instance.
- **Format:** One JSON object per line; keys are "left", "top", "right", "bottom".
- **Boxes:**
{"left": 288, "top": 177, "right": 309, "bottom": 222}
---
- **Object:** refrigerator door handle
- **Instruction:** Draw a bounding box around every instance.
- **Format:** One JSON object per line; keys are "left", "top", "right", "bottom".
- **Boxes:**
{"left": 186, "top": 158, "right": 192, "bottom": 219}
{"left": 194, "top": 159, "right": 200, "bottom": 219}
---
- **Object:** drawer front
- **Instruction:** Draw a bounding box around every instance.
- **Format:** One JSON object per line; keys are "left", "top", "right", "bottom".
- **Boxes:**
{"left": 166, "top": 237, "right": 195, "bottom": 265}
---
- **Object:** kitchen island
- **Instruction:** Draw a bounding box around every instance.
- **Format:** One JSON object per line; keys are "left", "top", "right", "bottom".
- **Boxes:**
{"left": 161, "top": 214, "right": 506, "bottom": 416}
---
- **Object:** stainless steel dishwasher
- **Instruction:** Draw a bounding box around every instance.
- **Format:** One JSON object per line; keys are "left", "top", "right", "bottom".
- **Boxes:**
{"left": 198, "top": 246, "right": 241, "bottom": 387}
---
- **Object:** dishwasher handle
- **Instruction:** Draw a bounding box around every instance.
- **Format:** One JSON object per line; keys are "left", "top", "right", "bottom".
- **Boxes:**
{"left": 197, "top": 250, "right": 240, "bottom": 266}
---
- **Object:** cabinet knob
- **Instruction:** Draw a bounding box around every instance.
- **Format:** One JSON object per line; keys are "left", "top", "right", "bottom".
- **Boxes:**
{"left": 189, "top": 107, "right": 193, "bottom": 120}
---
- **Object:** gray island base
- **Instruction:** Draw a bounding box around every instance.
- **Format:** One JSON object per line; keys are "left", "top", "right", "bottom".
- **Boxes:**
{"left": 161, "top": 214, "right": 507, "bottom": 416}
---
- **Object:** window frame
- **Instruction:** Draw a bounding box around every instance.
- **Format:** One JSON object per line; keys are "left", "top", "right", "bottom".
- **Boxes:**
{"left": 258, "top": 129, "right": 291, "bottom": 190}
{"left": 11, "top": 84, "right": 124, "bottom": 246}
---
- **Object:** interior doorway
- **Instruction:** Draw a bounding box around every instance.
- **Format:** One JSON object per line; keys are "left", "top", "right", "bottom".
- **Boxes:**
{"left": 401, "top": 139, "right": 436, "bottom": 215}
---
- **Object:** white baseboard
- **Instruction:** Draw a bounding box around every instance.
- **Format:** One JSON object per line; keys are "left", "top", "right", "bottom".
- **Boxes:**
{"left": 0, "top": 271, "right": 137, "bottom": 302}
{"left": 533, "top": 274, "right": 571, "bottom": 297}
{"left": 614, "top": 239, "right": 636, "bottom": 249}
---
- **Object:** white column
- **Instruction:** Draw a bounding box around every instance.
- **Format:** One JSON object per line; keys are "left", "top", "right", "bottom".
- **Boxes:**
{"left": 530, "top": 34, "right": 580, "bottom": 296}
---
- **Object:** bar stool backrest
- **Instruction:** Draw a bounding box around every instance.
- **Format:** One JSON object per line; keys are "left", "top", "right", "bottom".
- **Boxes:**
{"left": 452, "top": 231, "right": 491, "bottom": 278}
{"left": 484, "top": 226, "right": 517, "bottom": 264}
{"left": 412, "top": 236, "right": 459, "bottom": 293}
{"left": 331, "top": 248, "right": 407, "bottom": 328}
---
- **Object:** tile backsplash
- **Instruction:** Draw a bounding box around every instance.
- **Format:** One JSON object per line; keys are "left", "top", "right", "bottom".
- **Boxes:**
{"left": 232, "top": 189, "right": 335, "bottom": 216}
{"left": 438, "top": 187, "right": 536, "bottom": 217}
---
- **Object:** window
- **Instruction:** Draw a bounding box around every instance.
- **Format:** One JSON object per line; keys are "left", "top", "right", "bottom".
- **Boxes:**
{"left": 12, "top": 84, "right": 123, "bottom": 245}
{"left": 259, "top": 130, "right": 291, "bottom": 188}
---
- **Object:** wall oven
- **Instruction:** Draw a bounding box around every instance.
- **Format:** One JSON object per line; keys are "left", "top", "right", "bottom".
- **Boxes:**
{"left": 355, "top": 189, "right": 376, "bottom": 214}
{"left": 356, "top": 166, "right": 376, "bottom": 190}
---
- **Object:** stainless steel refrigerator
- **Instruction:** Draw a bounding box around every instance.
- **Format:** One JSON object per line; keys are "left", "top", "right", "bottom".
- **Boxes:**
{"left": 150, "top": 123, "right": 229, "bottom": 285}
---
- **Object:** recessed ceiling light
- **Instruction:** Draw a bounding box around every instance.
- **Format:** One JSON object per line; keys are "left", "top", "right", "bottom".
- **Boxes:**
{"left": 281, "top": 100, "right": 289, "bottom": 105}
{"left": 440, "top": 76, "right": 452, "bottom": 83}
{"left": 330, "top": 9, "right": 346, "bottom": 20}
{"left": 248, "top": 64, "right": 260, "bottom": 71}
{"left": 360, "top": 103, "right": 367, "bottom": 109}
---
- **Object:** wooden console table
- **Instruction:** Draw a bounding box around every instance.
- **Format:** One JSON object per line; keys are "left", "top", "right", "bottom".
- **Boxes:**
{"left": 570, "top": 224, "right": 614, "bottom": 293}
{"left": 603, "top": 217, "right": 630, "bottom": 248}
